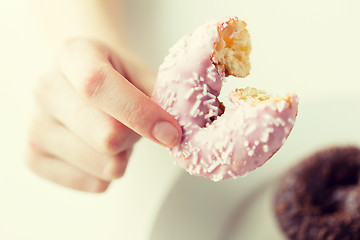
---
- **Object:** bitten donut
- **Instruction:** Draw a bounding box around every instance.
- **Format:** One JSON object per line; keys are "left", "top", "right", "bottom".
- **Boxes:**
{"left": 152, "top": 17, "right": 298, "bottom": 181}
{"left": 274, "top": 146, "right": 360, "bottom": 240}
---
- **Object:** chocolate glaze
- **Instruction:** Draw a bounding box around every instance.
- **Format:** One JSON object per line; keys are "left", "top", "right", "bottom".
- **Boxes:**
{"left": 274, "top": 146, "right": 360, "bottom": 240}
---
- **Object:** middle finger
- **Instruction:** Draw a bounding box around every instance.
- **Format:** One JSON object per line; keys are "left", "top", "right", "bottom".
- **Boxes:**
{"left": 33, "top": 71, "right": 140, "bottom": 155}
{"left": 29, "top": 108, "right": 132, "bottom": 181}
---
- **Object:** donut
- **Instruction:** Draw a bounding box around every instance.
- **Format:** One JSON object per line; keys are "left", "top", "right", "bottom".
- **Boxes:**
{"left": 152, "top": 17, "right": 299, "bottom": 181}
{"left": 274, "top": 146, "right": 360, "bottom": 240}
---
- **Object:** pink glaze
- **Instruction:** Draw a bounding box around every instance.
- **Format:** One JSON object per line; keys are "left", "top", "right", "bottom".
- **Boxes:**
{"left": 152, "top": 17, "right": 298, "bottom": 181}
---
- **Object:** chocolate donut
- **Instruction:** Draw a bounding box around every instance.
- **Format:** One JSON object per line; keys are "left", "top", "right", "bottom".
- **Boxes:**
{"left": 274, "top": 146, "right": 360, "bottom": 240}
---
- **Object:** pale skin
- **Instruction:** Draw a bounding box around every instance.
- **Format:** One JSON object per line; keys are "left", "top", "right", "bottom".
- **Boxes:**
{"left": 26, "top": 0, "right": 182, "bottom": 193}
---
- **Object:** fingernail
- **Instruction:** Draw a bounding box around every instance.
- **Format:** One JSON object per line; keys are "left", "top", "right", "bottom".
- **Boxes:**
{"left": 152, "top": 121, "right": 179, "bottom": 147}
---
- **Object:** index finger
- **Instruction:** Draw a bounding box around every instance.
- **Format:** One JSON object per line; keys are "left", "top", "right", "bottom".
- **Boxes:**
{"left": 58, "top": 39, "right": 182, "bottom": 147}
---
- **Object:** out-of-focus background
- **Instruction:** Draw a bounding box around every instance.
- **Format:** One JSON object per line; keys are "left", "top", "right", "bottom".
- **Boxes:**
{"left": 1, "top": 0, "right": 360, "bottom": 239}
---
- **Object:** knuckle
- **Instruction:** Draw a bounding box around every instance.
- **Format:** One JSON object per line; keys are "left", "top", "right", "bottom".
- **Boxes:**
{"left": 101, "top": 133, "right": 121, "bottom": 155}
{"left": 104, "top": 154, "right": 129, "bottom": 180}
{"left": 60, "top": 38, "right": 110, "bottom": 101}
{"left": 78, "top": 63, "right": 108, "bottom": 100}
{"left": 100, "top": 119, "right": 127, "bottom": 154}
{"left": 91, "top": 180, "right": 110, "bottom": 193}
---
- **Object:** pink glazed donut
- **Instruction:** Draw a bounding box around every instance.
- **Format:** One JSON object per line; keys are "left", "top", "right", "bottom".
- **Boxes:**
{"left": 152, "top": 17, "right": 298, "bottom": 181}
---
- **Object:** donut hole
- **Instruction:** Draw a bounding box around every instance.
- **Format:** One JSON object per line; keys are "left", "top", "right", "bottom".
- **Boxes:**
{"left": 302, "top": 152, "right": 360, "bottom": 215}
{"left": 328, "top": 162, "right": 360, "bottom": 187}
{"left": 213, "top": 18, "right": 251, "bottom": 78}
{"left": 324, "top": 163, "right": 360, "bottom": 214}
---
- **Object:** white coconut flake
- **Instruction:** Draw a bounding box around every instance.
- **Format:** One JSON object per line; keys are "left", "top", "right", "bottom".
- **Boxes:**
{"left": 263, "top": 144, "right": 269, "bottom": 153}
{"left": 207, "top": 64, "right": 216, "bottom": 72}
{"left": 188, "top": 164, "right": 195, "bottom": 173}
{"left": 228, "top": 171, "right": 237, "bottom": 179}
{"left": 165, "top": 91, "right": 176, "bottom": 107}
{"left": 209, "top": 104, "right": 219, "bottom": 111}
{"left": 208, "top": 73, "right": 217, "bottom": 82}
{"left": 205, "top": 110, "right": 216, "bottom": 120}
{"left": 184, "top": 88, "right": 195, "bottom": 100}
{"left": 265, "top": 127, "right": 274, "bottom": 133}
{"left": 203, "top": 84, "right": 208, "bottom": 96}
{"left": 248, "top": 149, "right": 255, "bottom": 157}
{"left": 212, "top": 149, "right": 221, "bottom": 161}
{"left": 187, "top": 77, "right": 197, "bottom": 86}
{"left": 184, "top": 130, "right": 193, "bottom": 136}
{"left": 261, "top": 132, "right": 270, "bottom": 143}
{"left": 201, "top": 158, "right": 210, "bottom": 168}
{"left": 277, "top": 101, "right": 287, "bottom": 113}
{"left": 204, "top": 98, "right": 216, "bottom": 105}
{"left": 212, "top": 174, "right": 224, "bottom": 182}
{"left": 182, "top": 150, "right": 191, "bottom": 159}
{"left": 245, "top": 124, "right": 257, "bottom": 136}
{"left": 207, "top": 161, "right": 221, "bottom": 173}
{"left": 206, "top": 92, "right": 217, "bottom": 99}
{"left": 284, "top": 127, "right": 290, "bottom": 135}
{"left": 194, "top": 165, "right": 201, "bottom": 174}
{"left": 276, "top": 118, "right": 286, "bottom": 127}
{"left": 222, "top": 142, "right": 234, "bottom": 164}
{"left": 263, "top": 114, "right": 272, "bottom": 120}
{"left": 191, "top": 152, "right": 199, "bottom": 165}
{"left": 182, "top": 121, "right": 192, "bottom": 130}
{"left": 194, "top": 109, "right": 201, "bottom": 118}
{"left": 190, "top": 100, "right": 201, "bottom": 117}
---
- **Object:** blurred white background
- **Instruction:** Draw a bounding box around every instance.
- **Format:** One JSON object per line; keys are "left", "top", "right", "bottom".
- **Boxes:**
{"left": 0, "top": 0, "right": 360, "bottom": 239}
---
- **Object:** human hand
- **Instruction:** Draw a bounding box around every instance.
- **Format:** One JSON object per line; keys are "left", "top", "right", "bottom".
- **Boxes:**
{"left": 25, "top": 39, "right": 182, "bottom": 193}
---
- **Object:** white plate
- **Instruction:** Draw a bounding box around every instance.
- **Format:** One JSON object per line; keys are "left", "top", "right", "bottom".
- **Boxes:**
{"left": 149, "top": 96, "right": 360, "bottom": 240}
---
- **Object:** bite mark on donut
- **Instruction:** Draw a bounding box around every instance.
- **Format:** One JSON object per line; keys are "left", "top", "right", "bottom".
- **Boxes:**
{"left": 212, "top": 19, "right": 291, "bottom": 111}
{"left": 213, "top": 18, "right": 251, "bottom": 78}
{"left": 230, "top": 87, "right": 293, "bottom": 107}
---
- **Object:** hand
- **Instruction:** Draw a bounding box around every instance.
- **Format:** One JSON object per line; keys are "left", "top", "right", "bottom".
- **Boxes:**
{"left": 25, "top": 39, "right": 182, "bottom": 193}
